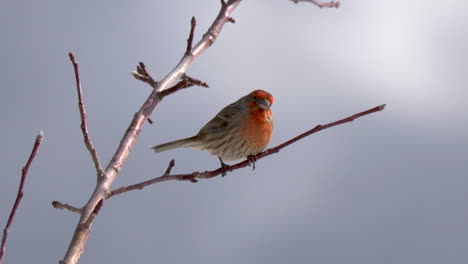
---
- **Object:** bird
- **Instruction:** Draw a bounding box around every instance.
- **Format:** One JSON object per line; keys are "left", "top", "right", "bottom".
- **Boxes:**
{"left": 151, "top": 89, "right": 274, "bottom": 176}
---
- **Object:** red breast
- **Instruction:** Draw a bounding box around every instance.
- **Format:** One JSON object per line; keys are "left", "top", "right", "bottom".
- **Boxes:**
{"left": 241, "top": 94, "right": 273, "bottom": 150}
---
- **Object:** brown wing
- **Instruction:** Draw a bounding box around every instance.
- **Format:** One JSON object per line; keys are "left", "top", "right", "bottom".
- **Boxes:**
{"left": 198, "top": 101, "right": 243, "bottom": 134}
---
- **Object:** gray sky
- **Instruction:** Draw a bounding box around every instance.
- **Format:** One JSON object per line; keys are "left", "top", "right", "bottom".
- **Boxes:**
{"left": 1, "top": 0, "right": 467, "bottom": 263}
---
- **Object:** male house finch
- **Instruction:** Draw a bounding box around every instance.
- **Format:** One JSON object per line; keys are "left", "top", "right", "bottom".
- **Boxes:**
{"left": 151, "top": 90, "right": 274, "bottom": 175}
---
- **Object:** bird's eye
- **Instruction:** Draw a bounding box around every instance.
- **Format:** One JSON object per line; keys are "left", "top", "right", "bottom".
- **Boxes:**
{"left": 253, "top": 96, "right": 257, "bottom": 100}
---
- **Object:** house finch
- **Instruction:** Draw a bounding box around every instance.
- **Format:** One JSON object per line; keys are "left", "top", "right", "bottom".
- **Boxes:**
{"left": 151, "top": 90, "right": 274, "bottom": 176}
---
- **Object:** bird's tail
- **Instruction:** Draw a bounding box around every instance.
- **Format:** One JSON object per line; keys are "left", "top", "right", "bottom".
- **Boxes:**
{"left": 151, "top": 136, "right": 202, "bottom": 152}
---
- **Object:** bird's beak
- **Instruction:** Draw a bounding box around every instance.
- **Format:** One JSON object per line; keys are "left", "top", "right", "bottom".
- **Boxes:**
{"left": 257, "top": 99, "right": 270, "bottom": 110}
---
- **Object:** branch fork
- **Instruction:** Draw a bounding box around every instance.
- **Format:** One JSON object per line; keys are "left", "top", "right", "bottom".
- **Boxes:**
{"left": 132, "top": 17, "right": 209, "bottom": 98}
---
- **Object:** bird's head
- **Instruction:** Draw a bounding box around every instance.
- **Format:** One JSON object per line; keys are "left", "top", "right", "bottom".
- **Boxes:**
{"left": 246, "top": 90, "right": 274, "bottom": 111}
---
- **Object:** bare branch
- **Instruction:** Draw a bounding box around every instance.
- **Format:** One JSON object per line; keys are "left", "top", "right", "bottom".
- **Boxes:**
{"left": 290, "top": 0, "right": 340, "bottom": 8}
{"left": 107, "top": 159, "right": 177, "bottom": 198}
{"left": 267, "top": 104, "right": 387, "bottom": 155}
{"left": 68, "top": 53, "right": 105, "bottom": 179}
{"left": 185, "top": 17, "right": 197, "bottom": 56}
{"left": 1, "top": 131, "right": 44, "bottom": 263}
{"left": 61, "top": 1, "right": 242, "bottom": 263}
{"left": 52, "top": 201, "right": 82, "bottom": 214}
{"left": 107, "top": 105, "right": 386, "bottom": 197}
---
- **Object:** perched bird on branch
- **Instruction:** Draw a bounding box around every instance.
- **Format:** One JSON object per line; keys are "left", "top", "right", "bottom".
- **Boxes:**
{"left": 151, "top": 90, "right": 274, "bottom": 175}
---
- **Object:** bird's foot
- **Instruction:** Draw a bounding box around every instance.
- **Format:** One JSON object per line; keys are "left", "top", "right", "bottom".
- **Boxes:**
{"left": 218, "top": 157, "right": 231, "bottom": 177}
{"left": 247, "top": 155, "right": 257, "bottom": 171}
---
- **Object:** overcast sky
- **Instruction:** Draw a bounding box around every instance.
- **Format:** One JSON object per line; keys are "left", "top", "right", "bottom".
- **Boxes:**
{"left": 1, "top": 0, "right": 467, "bottom": 263}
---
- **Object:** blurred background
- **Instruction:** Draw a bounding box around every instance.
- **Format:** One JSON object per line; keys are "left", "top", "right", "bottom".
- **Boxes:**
{"left": 1, "top": 0, "right": 467, "bottom": 263}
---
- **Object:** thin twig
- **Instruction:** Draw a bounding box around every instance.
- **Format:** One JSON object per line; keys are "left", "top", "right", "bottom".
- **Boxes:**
{"left": 185, "top": 17, "right": 197, "bottom": 56}
{"left": 131, "top": 62, "right": 157, "bottom": 125}
{"left": 131, "top": 62, "right": 157, "bottom": 88}
{"left": 52, "top": 201, "right": 82, "bottom": 214}
{"left": 182, "top": 75, "right": 209, "bottom": 89}
{"left": 107, "top": 104, "right": 386, "bottom": 197}
{"left": 69, "top": 53, "right": 105, "bottom": 178}
{"left": 290, "top": 0, "right": 340, "bottom": 8}
{"left": 0, "top": 131, "right": 44, "bottom": 264}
